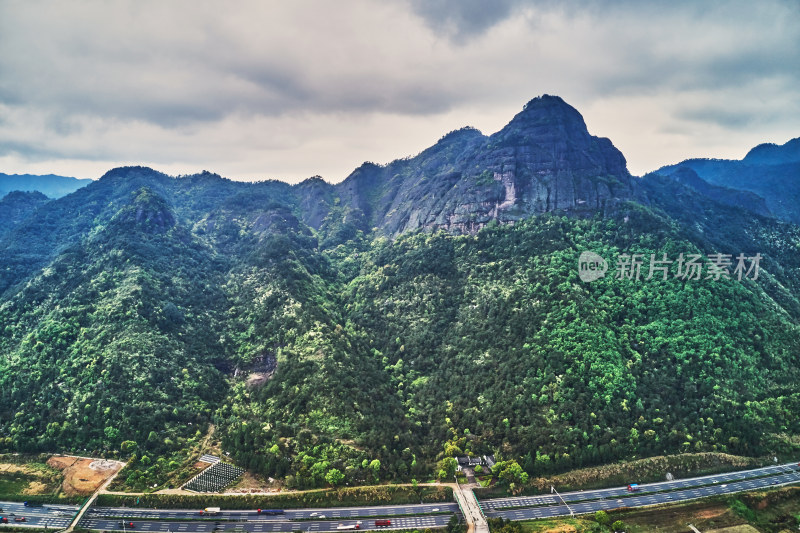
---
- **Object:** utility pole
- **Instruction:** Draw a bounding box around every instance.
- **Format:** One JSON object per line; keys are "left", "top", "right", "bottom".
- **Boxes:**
{"left": 551, "top": 486, "right": 574, "bottom": 517}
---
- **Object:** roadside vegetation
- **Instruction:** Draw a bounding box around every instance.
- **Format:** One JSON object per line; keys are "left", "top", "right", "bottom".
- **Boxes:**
{"left": 97, "top": 484, "right": 452, "bottom": 509}
{"left": 476, "top": 452, "right": 770, "bottom": 497}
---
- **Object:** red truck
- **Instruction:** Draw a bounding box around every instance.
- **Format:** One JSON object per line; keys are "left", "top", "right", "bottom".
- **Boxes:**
{"left": 375, "top": 519, "right": 391, "bottom": 527}
{"left": 627, "top": 484, "right": 640, "bottom": 492}
{"left": 0, "top": 517, "right": 8, "bottom": 524}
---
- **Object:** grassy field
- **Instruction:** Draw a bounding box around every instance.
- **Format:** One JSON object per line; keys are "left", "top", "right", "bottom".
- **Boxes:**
{"left": 0, "top": 473, "right": 34, "bottom": 494}
{"left": 0, "top": 460, "right": 63, "bottom": 496}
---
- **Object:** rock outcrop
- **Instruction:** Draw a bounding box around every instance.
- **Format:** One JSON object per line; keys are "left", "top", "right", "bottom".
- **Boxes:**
{"left": 332, "top": 95, "right": 635, "bottom": 235}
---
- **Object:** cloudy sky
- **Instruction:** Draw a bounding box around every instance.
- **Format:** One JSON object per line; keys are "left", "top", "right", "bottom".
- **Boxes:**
{"left": 1, "top": 0, "right": 798, "bottom": 183}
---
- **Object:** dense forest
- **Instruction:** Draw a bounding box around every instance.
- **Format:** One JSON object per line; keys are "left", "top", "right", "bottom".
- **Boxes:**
{"left": 1, "top": 97, "right": 799, "bottom": 490}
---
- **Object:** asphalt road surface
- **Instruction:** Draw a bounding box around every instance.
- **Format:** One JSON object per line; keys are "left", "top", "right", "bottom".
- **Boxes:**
{"left": 485, "top": 470, "right": 800, "bottom": 520}
{"left": 481, "top": 462, "right": 800, "bottom": 510}
{"left": 79, "top": 514, "right": 455, "bottom": 532}
{"left": 85, "top": 503, "right": 459, "bottom": 521}
{"left": 0, "top": 500, "right": 79, "bottom": 529}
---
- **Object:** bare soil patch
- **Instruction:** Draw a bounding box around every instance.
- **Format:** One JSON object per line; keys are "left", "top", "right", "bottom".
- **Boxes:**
{"left": 695, "top": 507, "right": 729, "bottom": 520}
{"left": 47, "top": 456, "right": 78, "bottom": 470}
{"left": 705, "top": 526, "right": 760, "bottom": 533}
{"left": 223, "top": 470, "right": 281, "bottom": 494}
{"left": 47, "top": 456, "right": 122, "bottom": 495}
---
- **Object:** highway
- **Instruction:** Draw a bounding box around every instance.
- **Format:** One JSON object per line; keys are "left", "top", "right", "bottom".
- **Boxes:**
{"left": 85, "top": 503, "right": 459, "bottom": 521}
{"left": 4, "top": 462, "right": 799, "bottom": 531}
{"left": 76, "top": 502, "right": 459, "bottom": 532}
{"left": 484, "top": 469, "right": 800, "bottom": 520}
{"left": 0, "top": 500, "right": 78, "bottom": 529}
{"left": 79, "top": 514, "right": 454, "bottom": 532}
{"left": 481, "top": 462, "right": 800, "bottom": 510}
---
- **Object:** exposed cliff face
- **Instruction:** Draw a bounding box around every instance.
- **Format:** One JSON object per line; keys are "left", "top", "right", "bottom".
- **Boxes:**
{"left": 333, "top": 95, "right": 635, "bottom": 235}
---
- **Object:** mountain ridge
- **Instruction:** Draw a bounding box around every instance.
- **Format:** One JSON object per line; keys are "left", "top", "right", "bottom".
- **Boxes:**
{"left": 2, "top": 96, "right": 800, "bottom": 491}
{"left": 657, "top": 136, "right": 800, "bottom": 224}
{"left": 0, "top": 172, "right": 92, "bottom": 198}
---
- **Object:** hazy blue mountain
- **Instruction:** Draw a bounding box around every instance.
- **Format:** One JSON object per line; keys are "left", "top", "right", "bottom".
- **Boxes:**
{"left": 658, "top": 137, "right": 800, "bottom": 224}
{"left": 0, "top": 172, "right": 92, "bottom": 198}
{"left": 652, "top": 166, "right": 771, "bottom": 218}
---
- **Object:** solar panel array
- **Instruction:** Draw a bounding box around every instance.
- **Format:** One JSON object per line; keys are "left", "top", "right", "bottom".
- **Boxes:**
{"left": 183, "top": 462, "right": 244, "bottom": 493}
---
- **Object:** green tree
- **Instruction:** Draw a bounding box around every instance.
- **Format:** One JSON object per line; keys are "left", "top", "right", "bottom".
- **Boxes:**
{"left": 325, "top": 468, "right": 345, "bottom": 487}
{"left": 369, "top": 459, "right": 381, "bottom": 481}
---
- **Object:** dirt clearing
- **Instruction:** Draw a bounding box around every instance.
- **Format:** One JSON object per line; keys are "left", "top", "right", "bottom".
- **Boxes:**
{"left": 47, "top": 456, "right": 122, "bottom": 495}
{"left": 705, "top": 526, "right": 760, "bottom": 533}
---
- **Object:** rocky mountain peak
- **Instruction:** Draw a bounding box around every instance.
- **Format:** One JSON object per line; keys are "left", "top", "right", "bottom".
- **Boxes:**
{"left": 328, "top": 95, "right": 635, "bottom": 235}
{"left": 111, "top": 187, "right": 176, "bottom": 233}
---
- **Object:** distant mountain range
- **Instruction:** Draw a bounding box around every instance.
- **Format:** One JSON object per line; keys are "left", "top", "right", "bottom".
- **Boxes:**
{"left": 1, "top": 96, "right": 799, "bottom": 490}
{"left": 0, "top": 172, "right": 92, "bottom": 199}
{"left": 657, "top": 137, "right": 800, "bottom": 224}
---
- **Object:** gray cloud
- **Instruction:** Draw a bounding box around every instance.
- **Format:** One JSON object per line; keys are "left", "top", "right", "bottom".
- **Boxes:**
{"left": 0, "top": 0, "right": 798, "bottom": 180}
{"left": 407, "top": 0, "right": 523, "bottom": 41}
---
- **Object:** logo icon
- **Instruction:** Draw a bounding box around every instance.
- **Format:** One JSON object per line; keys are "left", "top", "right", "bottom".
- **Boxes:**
{"left": 578, "top": 251, "right": 607, "bottom": 282}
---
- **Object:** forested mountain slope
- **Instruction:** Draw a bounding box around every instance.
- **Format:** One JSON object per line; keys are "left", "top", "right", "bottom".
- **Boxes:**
{"left": 0, "top": 190, "right": 50, "bottom": 239}
{"left": 1, "top": 96, "right": 799, "bottom": 489}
